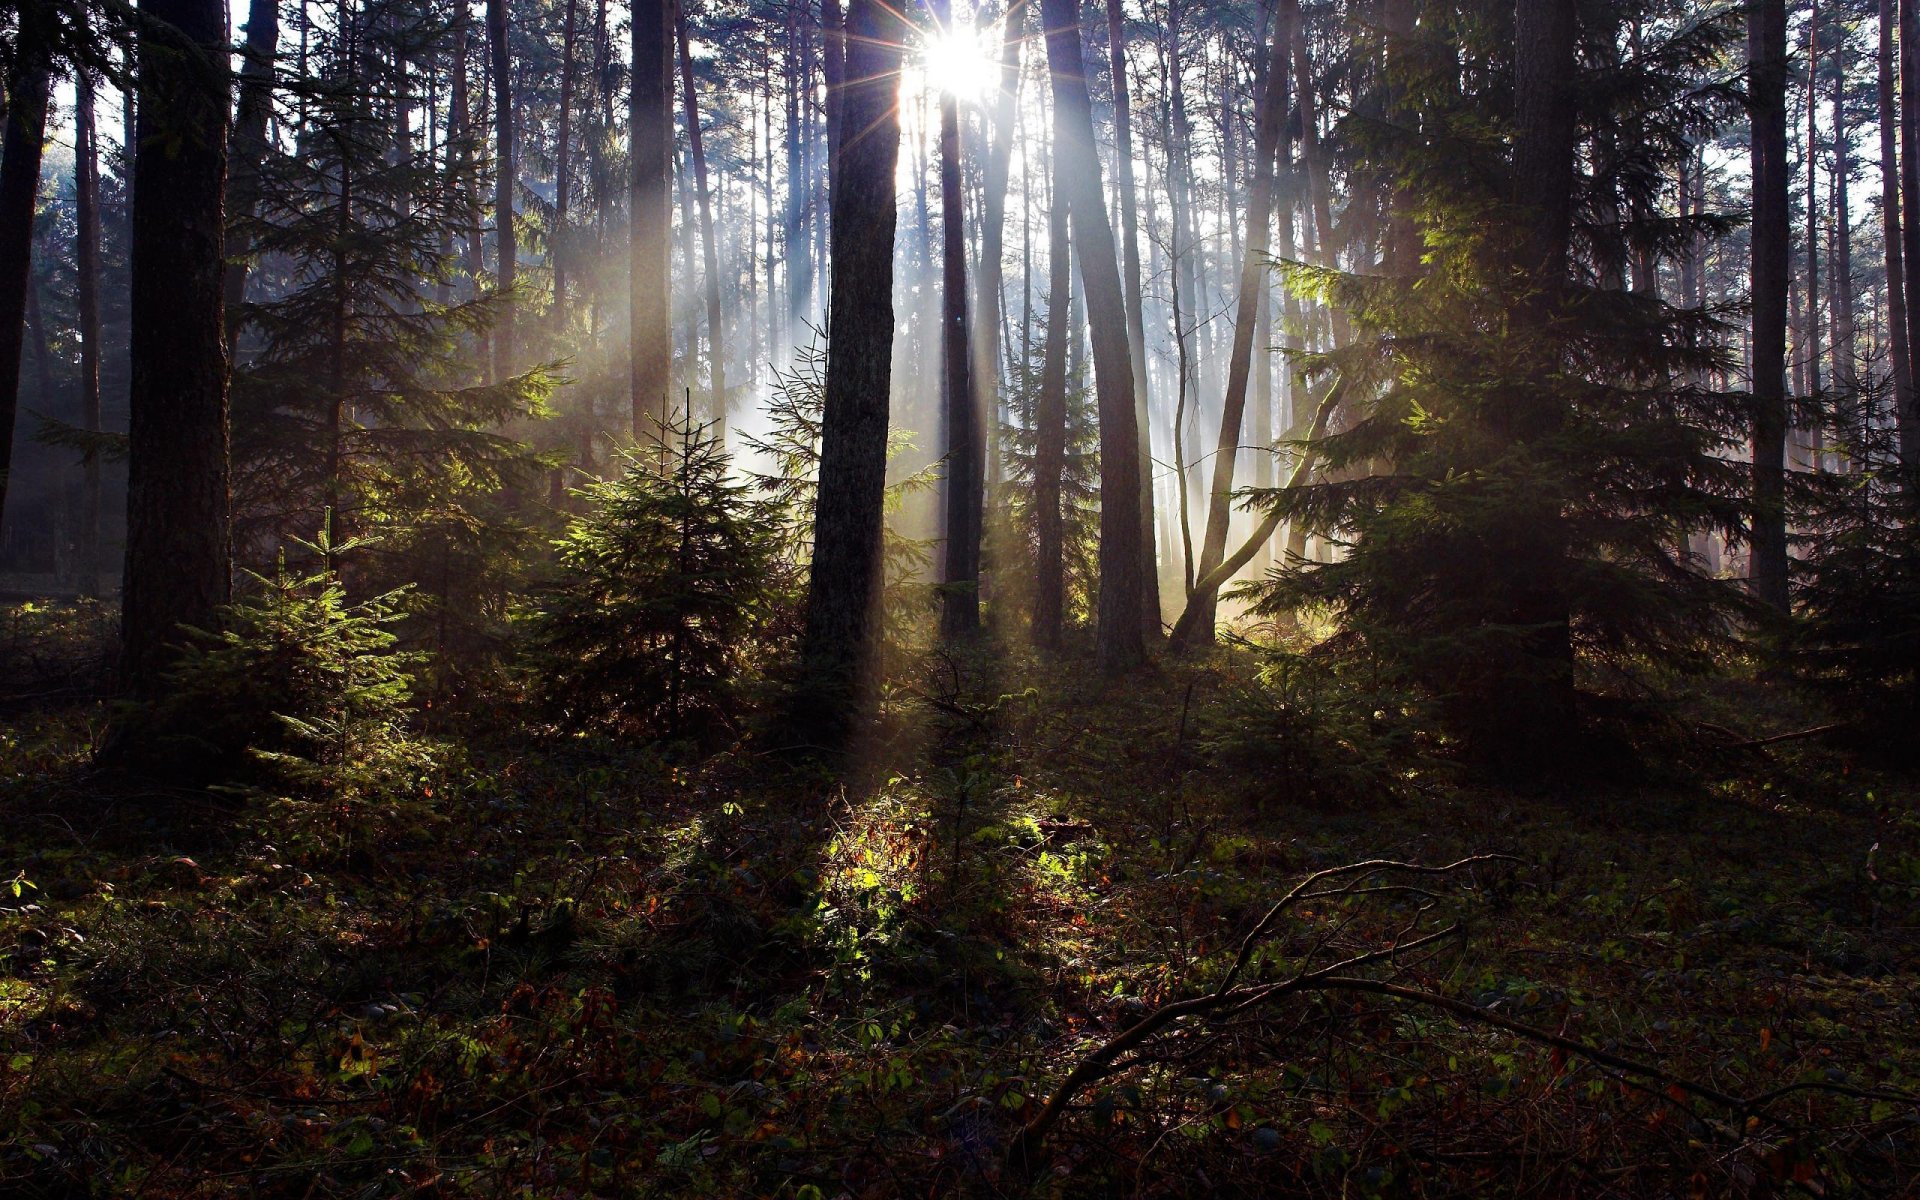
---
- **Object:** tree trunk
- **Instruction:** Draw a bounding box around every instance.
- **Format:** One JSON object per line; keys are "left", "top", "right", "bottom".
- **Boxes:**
{"left": 0, "top": 25, "right": 51, "bottom": 531}
{"left": 935, "top": 0, "right": 981, "bottom": 638}
{"left": 487, "top": 0, "right": 516, "bottom": 380}
{"left": 1106, "top": 0, "right": 1159, "bottom": 636}
{"left": 1830, "top": 23, "right": 1856, "bottom": 404}
{"left": 1173, "top": 0, "right": 1293, "bottom": 650}
{"left": 1884, "top": 0, "right": 1918, "bottom": 463}
{"left": 631, "top": 0, "right": 673, "bottom": 444}
{"left": 553, "top": 0, "right": 580, "bottom": 325}
{"left": 1041, "top": 0, "right": 1144, "bottom": 672}
{"left": 1805, "top": 6, "right": 1824, "bottom": 412}
{"left": 120, "top": 0, "right": 232, "bottom": 699}
{"left": 1033, "top": 114, "right": 1073, "bottom": 652}
{"left": 795, "top": 0, "right": 904, "bottom": 746}
{"left": 1751, "top": 0, "right": 1791, "bottom": 612}
{"left": 974, "top": 0, "right": 1027, "bottom": 550}
{"left": 675, "top": 0, "right": 728, "bottom": 436}
{"left": 222, "top": 0, "right": 278, "bottom": 358}
{"left": 76, "top": 71, "right": 105, "bottom": 598}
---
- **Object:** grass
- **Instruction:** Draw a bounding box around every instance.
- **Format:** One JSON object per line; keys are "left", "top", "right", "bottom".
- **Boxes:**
{"left": 1, "top": 623, "right": 1917, "bottom": 1197}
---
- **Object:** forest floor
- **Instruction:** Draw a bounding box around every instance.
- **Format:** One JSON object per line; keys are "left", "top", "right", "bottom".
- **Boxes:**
{"left": 2, "top": 613, "right": 1918, "bottom": 1197}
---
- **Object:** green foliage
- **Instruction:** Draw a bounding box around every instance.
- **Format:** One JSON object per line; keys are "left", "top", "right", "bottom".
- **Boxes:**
{"left": 154, "top": 533, "right": 420, "bottom": 794}
{"left": 997, "top": 338, "right": 1101, "bottom": 627}
{"left": 528, "top": 416, "right": 788, "bottom": 743}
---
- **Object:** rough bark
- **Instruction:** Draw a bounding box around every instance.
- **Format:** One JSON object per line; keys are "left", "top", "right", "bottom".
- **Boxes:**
{"left": 121, "top": 0, "right": 233, "bottom": 698}
{"left": 223, "top": 0, "right": 279, "bottom": 357}
{"left": 675, "top": 0, "right": 728, "bottom": 434}
{"left": 1751, "top": 0, "right": 1792, "bottom": 612}
{"left": 795, "top": 0, "right": 904, "bottom": 745}
{"left": 1041, "top": 0, "right": 1144, "bottom": 672}
{"left": 631, "top": 0, "right": 673, "bottom": 443}
{"left": 935, "top": 0, "right": 981, "bottom": 638}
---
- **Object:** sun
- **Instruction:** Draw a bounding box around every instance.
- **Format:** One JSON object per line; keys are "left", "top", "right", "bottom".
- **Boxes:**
{"left": 920, "top": 16, "right": 999, "bottom": 104}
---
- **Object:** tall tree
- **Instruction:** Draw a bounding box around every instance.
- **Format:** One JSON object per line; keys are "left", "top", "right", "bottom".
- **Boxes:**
{"left": 795, "top": 0, "right": 905, "bottom": 744}
{"left": 973, "top": 0, "right": 1027, "bottom": 520}
{"left": 224, "top": 0, "right": 280, "bottom": 356}
{"left": 1032, "top": 98, "right": 1073, "bottom": 651}
{"left": 1105, "top": 0, "right": 1157, "bottom": 634}
{"left": 120, "top": 0, "right": 233, "bottom": 698}
{"left": 1040, "top": 0, "right": 1144, "bottom": 671}
{"left": 675, "top": 0, "right": 728, "bottom": 435}
{"left": 632, "top": 0, "right": 673, "bottom": 442}
{"left": 487, "top": 0, "right": 516, "bottom": 380}
{"left": 1887, "top": 0, "right": 1919, "bottom": 462}
{"left": 935, "top": 0, "right": 981, "bottom": 637}
{"left": 75, "top": 69, "right": 106, "bottom": 597}
{"left": 1750, "top": 0, "right": 1791, "bottom": 612}
{"left": 553, "top": 0, "right": 581, "bottom": 324}
{"left": 0, "top": 8, "right": 52, "bottom": 530}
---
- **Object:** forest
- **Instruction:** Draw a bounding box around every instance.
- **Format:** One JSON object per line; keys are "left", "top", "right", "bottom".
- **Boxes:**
{"left": 1, "top": 0, "right": 1919, "bottom": 1193}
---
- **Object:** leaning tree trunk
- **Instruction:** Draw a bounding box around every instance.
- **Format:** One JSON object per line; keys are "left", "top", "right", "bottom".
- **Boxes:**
{"left": 120, "top": 0, "right": 233, "bottom": 699}
{"left": 934, "top": 0, "right": 981, "bottom": 638}
{"left": 1884, "top": 0, "right": 1918, "bottom": 463}
{"left": 487, "top": 0, "right": 517, "bottom": 381}
{"left": 675, "top": 0, "right": 728, "bottom": 436}
{"left": 1751, "top": 0, "right": 1792, "bottom": 613}
{"left": 631, "top": 0, "right": 673, "bottom": 444}
{"left": 0, "top": 23, "right": 51, "bottom": 531}
{"left": 1169, "top": 1, "right": 1293, "bottom": 650}
{"left": 76, "top": 71, "right": 106, "bottom": 598}
{"left": 223, "top": 0, "right": 279, "bottom": 357}
{"left": 1032, "top": 119, "right": 1074, "bottom": 653}
{"left": 1106, "top": 0, "right": 1159, "bottom": 635}
{"left": 1041, "top": 0, "right": 1144, "bottom": 672}
{"left": 794, "top": 0, "right": 905, "bottom": 748}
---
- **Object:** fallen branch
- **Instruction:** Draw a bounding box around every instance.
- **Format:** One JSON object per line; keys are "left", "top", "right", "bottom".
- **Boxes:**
{"left": 1714, "top": 722, "right": 1851, "bottom": 752}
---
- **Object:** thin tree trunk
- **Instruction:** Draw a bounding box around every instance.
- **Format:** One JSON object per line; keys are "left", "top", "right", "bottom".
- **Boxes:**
{"left": 1106, "top": 0, "right": 1159, "bottom": 635}
{"left": 935, "top": 0, "right": 981, "bottom": 637}
{"left": 1751, "top": 0, "right": 1791, "bottom": 612}
{"left": 974, "top": 0, "right": 1027, "bottom": 544}
{"left": 1041, "top": 0, "right": 1144, "bottom": 672}
{"left": 1884, "top": 0, "right": 1917, "bottom": 462}
{"left": 553, "top": 0, "right": 580, "bottom": 324}
{"left": 0, "top": 24, "right": 51, "bottom": 530}
{"left": 1171, "top": 0, "right": 1292, "bottom": 650}
{"left": 1831, "top": 26, "right": 1856, "bottom": 403}
{"left": 1806, "top": 6, "right": 1824, "bottom": 412}
{"left": 75, "top": 71, "right": 105, "bottom": 597}
{"left": 223, "top": 0, "right": 278, "bottom": 358}
{"left": 1033, "top": 110, "right": 1073, "bottom": 652}
{"left": 632, "top": 0, "right": 673, "bottom": 444}
{"left": 120, "top": 0, "right": 232, "bottom": 701}
{"left": 487, "top": 0, "right": 516, "bottom": 379}
{"left": 795, "top": 0, "right": 904, "bottom": 746}
{"left": 675, "top": 0, "right": 728, "bottom": 436}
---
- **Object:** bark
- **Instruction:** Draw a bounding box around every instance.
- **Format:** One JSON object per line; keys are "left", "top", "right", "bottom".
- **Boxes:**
{"left": 1831, "top": 25, "right": 1856, "bottom": 401}
{"left": 1106, "top": 0, "right": 1158, "bottom": 635}
{"left": 675, "top": 0, "right": 728, "bottom": 434}
{"left": 0, "top": 26, "right": 51, "bottom": 531}
{"left": 1041, "top": 0, "right": 1144, "bottom": 672}
{"left": 553, "top": 0, "right": 580, "bottom": 323}
{"left": 76, "top": 73, "right": 105, "bottom": 597}
{"left": 1033, "top": 117, "right": 1073, "bottom": 652}
{"left": 1751, "top": 0, "right": 1791, "bottom": 612}
{"left": 935, "top": 0, "right": 981, "bottom": 637}
{"left": 1173, "top": 0, "right": 1294, "bottom": 650}
{"left": 795, "top": 0, "right": 904, "bottom": 745}
{"left": 822, "top": 0, "right": 844, "bottom": 166}
{"left": 121, "top": 0, "right": 233, "bottom": 698}
{"left": 1805, "top": 7, "right": 1824, "bottom": 407}
{"left": 974, "top": 0, "right": 1027, "bottom": 535}
{"left": 632, "top": 0, "right": 673, "bottom": 443}
{"left": 1884, "top": 0, "right": 1918, "bottom": 462}
{"left": 223, "top": 0, "right": 279, "bottom": 358}
{"left": 487, "top": 0, "right": 517, "bottom": 379}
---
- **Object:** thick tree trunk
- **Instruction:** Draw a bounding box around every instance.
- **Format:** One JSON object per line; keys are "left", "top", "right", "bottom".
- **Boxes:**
{"left": 1884, "top": 0, "right": 1918, "bottom": 462}
{"left": 935, "top": 0, "right": 981, "bottom": 637}
{"left": 1041, "top": 0, "right": 1144, "bottom": 672}
{"left": 121, "top": 0, "right": 232, "bottom": 699}
{"left": 795, "top": 0, "right": 904, "bottom": 746}
{"left": 631, "top": 0, "right": 673, "bottom": 443}
{"left": 1751, "top": 0, "right": 1792, "bottom": 612}
{"left": 222, "top": 0, "right": 278, "bottom": 358}
{"left": 487, "top": 0, "right": 517, "bottom": 380}
{"left": 1033, "top": 118, "right": 1073, "bottom": 652}
{"left": 0, "top": 30, "right": 51, "bottom": 531}
{"left": 1105, "top": 0, "right": 1158, "bottom": 635}
{"left": 675, "top": 0, "right": 728, "bottom": 435}
{"left": 76, "top": 73, "right": 105, "bottom": 597}
{"left": 1173, "top": 0, "right": 1293, "bottom": 650}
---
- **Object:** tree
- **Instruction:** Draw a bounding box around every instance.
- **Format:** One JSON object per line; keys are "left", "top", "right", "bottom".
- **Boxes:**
{"left": 675, "top": 0, "right": 728, "bottom": 434}
{"left": 1040, "top": 0, "right": 1144, "bottom": 672}
{"left": 793, "top": 0, "right": 905, "bottom": 745}
{"left": 1031, "top": 109, "right": 1073, "bottom": 651}
{"left": 120, "top": 0, "right": 233, "bottom": 699}
{"left": 0, "top": 7, "right": 52, "bottom": 530}
{"left": 1887, "top": 0, "right": 1919, "bottom": 463}
{"left": 1750, "top": 0, "right": 1790, "bottom": 613}
{"left": 631, "top": 0, "right": 673, "bottom": 443}
{"left": 934, "top": 0, "right": 981, "bottom": 638}
{"left": 223, "top": 0, "right": 279, "bottom": 357}
{"left": 74, "top": 67, "right": 104, "bottom": 596}
{"left": 1105, "top": 0, "right": 1158, "bottom": 638}
{"left": 486, "top": 0, "right": 516, "bottom": 381}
